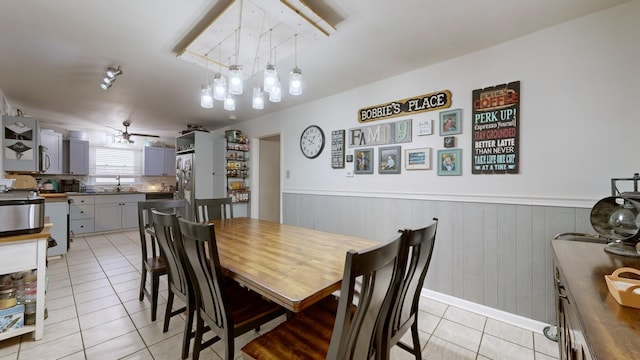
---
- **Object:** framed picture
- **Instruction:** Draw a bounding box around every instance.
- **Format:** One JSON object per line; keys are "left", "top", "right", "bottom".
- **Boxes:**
{"left": 437, "top": 148, "right": 461, "bottom": 176}
{"left": 405, "top": 148, "right": 431, "bottom": 170}
{"left": 331, "top": 130, "right": 345, "bottom": 169}
{"left": 378, "top": 146, "right": 401, "bottom": 174}
{"left": 444, "top": 136, "right": 455, "bottom": 148}
{"left": 440, "top": 108, "right": 462, "bottom": 136}
{"left": 354, "top": 148, "right": 374, "bottom": 174}
{"left": 417, "top": 119, "right": 433, "bottom": 136}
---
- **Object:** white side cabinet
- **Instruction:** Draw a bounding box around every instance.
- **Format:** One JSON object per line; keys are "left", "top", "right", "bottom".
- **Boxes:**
{"left": 94, "top": 194, "right": 145, "bottom": 232}
{"left": 143, "top": 147, "right": 176, "bottom": 176}
{"left": 0, "top": 229, "right": 48, "bottom": 341}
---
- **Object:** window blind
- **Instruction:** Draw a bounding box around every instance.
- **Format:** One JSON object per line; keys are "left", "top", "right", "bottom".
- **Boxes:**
{"left": 92, "top": 147, "right": 140, "bottom": 176}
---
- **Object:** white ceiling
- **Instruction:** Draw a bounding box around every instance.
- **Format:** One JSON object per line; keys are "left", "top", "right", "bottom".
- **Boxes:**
{"left": 0, "top": 0, "right": 628, "bottom": 140}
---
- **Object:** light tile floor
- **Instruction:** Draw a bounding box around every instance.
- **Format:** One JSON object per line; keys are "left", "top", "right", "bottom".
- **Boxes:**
{"left": 0, "top": 230, "right": 559, "bottom": 360}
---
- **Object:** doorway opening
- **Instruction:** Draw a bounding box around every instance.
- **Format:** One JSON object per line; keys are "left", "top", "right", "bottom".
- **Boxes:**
{"left": 257, "top": 134, "right": 281, "bottom": 222}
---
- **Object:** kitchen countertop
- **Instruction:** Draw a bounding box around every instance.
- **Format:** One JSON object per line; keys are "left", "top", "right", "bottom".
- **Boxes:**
{"left": 40, "top": 191, "right": 174, "bottom": 199}
{"left": 0, "top": 223, "right": 52, "bottom": 244}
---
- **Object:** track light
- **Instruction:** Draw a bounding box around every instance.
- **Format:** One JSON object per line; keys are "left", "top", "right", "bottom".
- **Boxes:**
{"left": 100, "top": 66, "right": 122, "bottom": 90}
{"left": 106, "top": 66, "right": 123, "bottom": 78}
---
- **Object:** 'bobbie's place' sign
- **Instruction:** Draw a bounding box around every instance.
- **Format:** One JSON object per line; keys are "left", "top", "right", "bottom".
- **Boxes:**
{"left": 357, "top": 90, "right": 452, "bottom": 123}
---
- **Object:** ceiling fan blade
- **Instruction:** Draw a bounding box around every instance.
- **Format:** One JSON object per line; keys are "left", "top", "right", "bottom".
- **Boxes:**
{"left": 129, "top": 132, "right": 159, "bottom": 138}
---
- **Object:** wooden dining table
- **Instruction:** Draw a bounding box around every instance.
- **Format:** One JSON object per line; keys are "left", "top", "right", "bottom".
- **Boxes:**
{"left": 208, "top": 217, "right": 378, "bottom": 313}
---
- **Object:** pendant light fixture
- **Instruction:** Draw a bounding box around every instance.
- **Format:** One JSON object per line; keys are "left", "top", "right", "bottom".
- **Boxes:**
{"left": 224, "top": 56, "right": 236, "bottom": 111}
{"left": 213, "top": 45, "right": 227, "bottom": 101}
{"left": 228, "top": 27, "right": 243, "bottom": 95}
{"left": 268, "top": 46, "right": 281, "bottom": 102}
{"left": 263, "top": 29, "right": 278, "bottom": 94}
{"left": 200, "top": 55, "right": 213, "bottom": 108}
{"left": 252, "top": 86, "right": 264, "bottom": 109}
{"left": 269, "top": 79, "right": 282, "bottom": 102}
{"left": 289, "top": 34, "right": 303, "bottom": 96}
{"left": 224, "top": 92, "right": 236, "bottom": 111}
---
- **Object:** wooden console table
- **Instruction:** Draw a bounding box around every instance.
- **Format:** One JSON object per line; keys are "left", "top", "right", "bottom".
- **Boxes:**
{"left": 552, "top": 239, "right": 640, "bottom": 359}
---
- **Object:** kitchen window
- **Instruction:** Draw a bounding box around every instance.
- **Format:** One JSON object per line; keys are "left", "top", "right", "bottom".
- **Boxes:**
{"left": 91, "top": 146, "right": 141, "bottom": 181}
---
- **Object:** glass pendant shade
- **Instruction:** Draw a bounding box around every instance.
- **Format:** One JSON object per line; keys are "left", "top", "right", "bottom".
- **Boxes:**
{"left": 213, "top": 73, "right": 227, "bottom": 101}
{"left": 263, "top": 64, "right": 278, "bottom": 93}
{"left": 289, "top": 67, "right": 303, "bottom": 96}
{"left": 269, "top": 79, "right": 282, "bottom": 103}
{"left": 224, "top": 93, "right": 235, "bottom": 111}
{"left": 200, "top": 84, "right": 213, "bottom": 108}
{"left": 252, "top": 87, "right": 264, "bottom": 109}
{"left": 228, "top": 65, "right": 243, "bottom": 95}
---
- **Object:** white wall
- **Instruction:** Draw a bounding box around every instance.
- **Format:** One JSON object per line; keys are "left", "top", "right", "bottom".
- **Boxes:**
{"left": 228, "top": 0, "right": 640, "bottom": 208}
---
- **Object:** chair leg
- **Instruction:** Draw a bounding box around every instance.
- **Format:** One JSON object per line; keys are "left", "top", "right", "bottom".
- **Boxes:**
{"left": 191, "top": 316, "right": 204, "bottom": 360}
{"left": 410, "top": 321, "right": 422, "bottom": 360}
{"left": 139, "top": 268, "right": 147, "bottom": 301}
{"left": 182, "top": 304, "right": 195, "bottom": 359}
{"left": 164, "top": 291, "right": 174, "bottom": 332}
{"left": 223, "top": 328, "right": 234, "bottom": 360}
{"left": 151, "top": 273, "right": 160, "bottom": 322}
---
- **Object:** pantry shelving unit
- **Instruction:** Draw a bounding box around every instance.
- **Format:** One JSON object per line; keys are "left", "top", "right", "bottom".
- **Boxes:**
{"left": 225, "top": 131, "right": 249, "bottom": 203}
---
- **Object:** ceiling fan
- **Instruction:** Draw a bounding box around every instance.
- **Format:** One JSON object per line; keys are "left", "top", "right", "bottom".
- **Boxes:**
{"left": 113, "top": 120, "right": 159, "bottom": 144}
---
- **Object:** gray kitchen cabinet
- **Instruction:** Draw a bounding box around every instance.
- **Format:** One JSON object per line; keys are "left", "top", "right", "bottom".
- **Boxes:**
{"left": 63, "top": 138, "right": 89, "bottom": 175}
{"left": 94, "top": 194, "right": 145, "bottom": 232}
{"left": 39, "top": 129, "right": 63, "bottom": 174}
{"left": 68, "top": 195, "right": 95, "bottom": 235}
{"left": 142, "top": 146, "right": 176, "bottom": 176}
{"left": 44, "top": 200, "right": 69, "bottom": 256}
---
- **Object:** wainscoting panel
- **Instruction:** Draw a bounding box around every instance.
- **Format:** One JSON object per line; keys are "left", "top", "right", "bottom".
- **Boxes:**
{"left": 283, "top": 192, "right": 594, "bottom": 324}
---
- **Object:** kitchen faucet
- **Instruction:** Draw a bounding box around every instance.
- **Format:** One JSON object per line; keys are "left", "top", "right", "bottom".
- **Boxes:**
{"left": 115, "top": 175, "right": 121, "bottom": 192}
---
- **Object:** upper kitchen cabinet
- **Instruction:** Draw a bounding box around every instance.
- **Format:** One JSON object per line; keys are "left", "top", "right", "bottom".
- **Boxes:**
{"left": 39, "top": 129, "right": 63, "bottom": 174}
{"left": 63, "top": 138, "right": 89, "bottom": 175}
{"left": 2, "top": 115, "right": 40, "bottom": 172}
{"left": 142, "top": 146, "right": 176, "bottom": 176}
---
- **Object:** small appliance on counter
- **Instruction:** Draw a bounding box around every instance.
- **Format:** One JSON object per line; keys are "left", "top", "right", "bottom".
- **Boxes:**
{"left": 0, "top": 188, "right": 45, "bottom": 237}
{"left": 555, "top": 173, "right": 640, "bottom": 257}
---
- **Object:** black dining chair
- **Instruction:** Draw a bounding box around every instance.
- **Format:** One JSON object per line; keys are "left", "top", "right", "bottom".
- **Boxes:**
{"left": 137, "top": 199, "right": 187, "bottom": 322}
{"left": 194, "top": 197, "right": 234, "bottom": 223}
{"left": 151, "top": 209, "right": 195, "bottom": 360}
{"left": 379, "top": 218, "right": 438, "bottom": 360}
{"left": 240, "top": 231, "right": 410, "bottom": 360}
{"left": 177, "top": 217, "right": 285, "bottom": 360}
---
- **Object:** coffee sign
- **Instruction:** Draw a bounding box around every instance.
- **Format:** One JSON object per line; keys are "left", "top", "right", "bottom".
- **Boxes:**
{"left": 358, "top": 90, "right": 452, "bottom": 123}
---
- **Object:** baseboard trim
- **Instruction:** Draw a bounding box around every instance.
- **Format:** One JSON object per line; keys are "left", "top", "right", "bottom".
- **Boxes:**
{"left": 421, "top": 289, "right": 552, "bottom": 334}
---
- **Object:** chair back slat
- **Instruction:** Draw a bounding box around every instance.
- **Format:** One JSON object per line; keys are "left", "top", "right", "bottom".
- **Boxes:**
{"left": 378, "top": 218, "right": 438, "bottom": 360}
{"left": 151, "top": 209, "right": 190, "bottom": 298}
{"left": 194, "top": 197, "right": 234, "bottom": 223}
{"left": 327, "top": 231, "right": 409, "bottom": 360}
{"left": 177, "top": 218, "right": 232, "bottom": 333}
{"left": 138, "top": 199, "right": 187, "bottom": 257}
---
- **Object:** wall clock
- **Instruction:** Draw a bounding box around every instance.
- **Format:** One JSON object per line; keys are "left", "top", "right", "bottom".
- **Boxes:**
{"left": 300, "top": 125, "right": 325, "bottom": 159}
